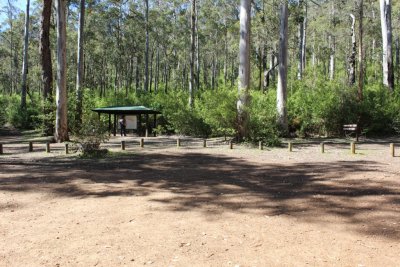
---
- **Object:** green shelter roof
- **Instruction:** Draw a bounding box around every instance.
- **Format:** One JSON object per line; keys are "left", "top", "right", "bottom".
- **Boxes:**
{"left": 92, "top": 106, "right": 161, "bottom": 115}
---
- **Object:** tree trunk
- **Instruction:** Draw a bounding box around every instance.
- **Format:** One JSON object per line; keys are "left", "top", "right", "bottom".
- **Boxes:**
{"left": 396, "top": 36, "right": 399, "bottom": 85}
{"left": 301, "top": 3, "right": 307, "bottom": 74}
{"left": 7, "top": 1, "right": 15, "bottom": 94}
{"left": 277, "top": 2, "right": 288, "bottom": 134}
{"left": 40, "top": 0, "right": 53, "bottom": 135}
{"left": 20, "top": 0, "right": 30, "bottom": 109}
{"left": 155, "top": 48, "right": 159, "bottom": 92}
{"left": 149, "top": 48, "right": 154, "bottom": 92}
{"left": 135, "top": 56, "right": 140, "bottom": 91}
{"left": 358, "top": 0, "right": 364, "bottom": 101}
{"left": 211, "top": 54, "right": 216, "bottom": 90}
{"left": 144, "top": 0, "right": 149, "bottom": 92}
{"left": 75, "top": 0, "right": 85, "bottom": 127}
{"left": 55, "top": 0, "right": 69, "bottom": 142}
{"left": 349, "top": 14, "right": 356, "bottom": 85}
{"left": 329, "top": 35, "right": 335, "bottom": 81}
{"left": 237, "top": 0, "right": 251, "bottom": 141}
{"left": 297, "top": 0, "right": 306, "bottom": 80}
{"left": 189, "top": 0, "right": 196, "bottom": 108}
{"left": 372, "top": 9, "right": 377, "bottom": 79}
{"left": 380, "top": 0, "right": 394, "bottom": 91}
{"left": 196, "top": 6, "right": 200, "bottom": 91}
{"left": 224, "top": 26, "right": 228, "bottom": 86}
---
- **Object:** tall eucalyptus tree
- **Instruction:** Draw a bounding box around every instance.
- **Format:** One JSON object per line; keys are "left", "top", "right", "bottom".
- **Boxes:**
{"left": 75, "top": 0, "right": 86, "bottom": 126}
{"left": 237, "top": 0, "right": 251, "bottom": 141}
{"left": 380, "top": 0, "right": 394, "bottom": 91}
{"left": 20, "top": 0, "right": 30, "bottom": 109}
{"left": 55, "top": 0, "right": 69, "bottom": 142}
{"left": 277, "top": 1, "right": 288, "bottom": 134}
{"left": 40, "top": 0, "right": 53, "bottom": 135}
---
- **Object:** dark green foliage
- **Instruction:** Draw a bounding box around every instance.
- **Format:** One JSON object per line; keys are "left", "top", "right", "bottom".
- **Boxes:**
{"left": 248, "top": 90, "right": 280, "bottom": 146}
{"left": 36, "top": 99, "right": 55, "bottom": 136}
{"left": 5, "top": 94, "right": 40, "bottom": 129}
{"left": 152, "top": 91, "right": 211, "bottom": 137}
{"left": 0, "top": 95, "right": 7, "bottom": 126}
{"left": 197, "top": 87, "right": 236, "bottom": 137}
{"left": 1, "top": 81, "right": 399, "bottom": 144}
{"left": 72, "top": 111, "right": 109, "bottom": 156}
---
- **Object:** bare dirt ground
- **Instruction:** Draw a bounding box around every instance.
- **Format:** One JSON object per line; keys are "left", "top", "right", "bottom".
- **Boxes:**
{"left": 0, "top": 132, "right": 399, "bottom": 267}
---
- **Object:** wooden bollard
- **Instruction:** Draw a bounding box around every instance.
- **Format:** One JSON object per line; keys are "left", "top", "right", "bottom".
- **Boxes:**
{"left": 65, "top": 143, "right": 69, "bottom": 154}
{"left": 29, "top": 141, "right": 33, "bottom": 152}
{"left": 121, "top": 141, "right": 125, "bottom": 150}
{"left": 145, "top": 128, "right": 149, "bottom": 138}
{"left": 351, "top": 142, "right": 356, "bottom": 154}
{"left": 46, "top": 143, "right": 50, "bottom": 153}
{"left": 0, "top": 143, "right": 3, "bottom": 154}
{"left": 203, "top": 139, "right": 207, "bottom": 148}
{"left": 321, "top": 142, "right": 325, "bottom": 153}
{"left": 288, "top": 142, "right": 293, "bottom": 152}
{"left": 140, "top": 138, "right": 144, "bottom": 148}
{"left": 229, "top": 141, "right": 233, "bottom": 149}
{"left": 177, "top": 138, "right": 181, "bottom": 147}
{"left": 390, "top": 143, "right": 395, "bottom": 157}
{"left": 259, "top": 141, "right": 263, "bottom": 150}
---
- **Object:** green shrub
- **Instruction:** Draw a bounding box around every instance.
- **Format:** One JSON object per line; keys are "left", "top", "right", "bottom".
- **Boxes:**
{"left": 248, "top": 90, "right": 280, "bottom": 146}
{"left": 196, "top": 87, "right": 236, "bottom": 137}
{"left": 72, "top": 112, "right": 109, "bottom": 156}
{"left": 6, "top": 95, "right": 40, "bottom": 129}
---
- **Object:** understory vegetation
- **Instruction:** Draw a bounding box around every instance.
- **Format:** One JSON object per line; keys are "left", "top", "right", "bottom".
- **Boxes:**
{"left": 1, "top": 79, "right": 399, "bottom": 145}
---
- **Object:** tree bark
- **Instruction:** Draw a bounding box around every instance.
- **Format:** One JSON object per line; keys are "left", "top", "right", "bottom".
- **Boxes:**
{"left": 195, "top": 6, "right": 200, "bottom": 91}
{"left": 75, "top": 0, "right": 85, "bottom": 127}
{"left": 396, "top": 36, "right": 399, "bottom": 85}
{"left": 189, "top": 0, "right": 196, "bottom": 108}
{"left": 380, "top": 0, "right": 394, "bottom": 91}
{"left": 329, "top": 35, "right": 335, "bottom": 81}
{"left": 55, "top": 0, "right": 69, "bottom": 142}
{"left": 237, "top": 0, "right": 251, "bottom": 141}
{"left": 301, "top": 3, "right": 307, "bottom": 74}
{"left": 144, "top": 0, "right": 149, "bottom": 92}
{"left": 358, "top": 0, "right": 364, "bottom": 101}
{"left": 349, "top": 14, "right": 356, "bottom": 85}
{"left": 40, "top": 0, "right": 53, "bottom": 135}
{"left": 277, "top": 2, "right": 288, "bottom": 134}
{"left": 297, "top": 0, "right": 306, "bottom": 80}
{"left": 7, "top": 0, "right": 15, "bottom": 94}
{"left": 20, "top": 0, "right": 30, "bottom": 109}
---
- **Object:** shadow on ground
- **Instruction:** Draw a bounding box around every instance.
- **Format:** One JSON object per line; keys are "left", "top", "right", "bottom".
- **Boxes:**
{"left": 0, "top": 152, "right": 399, "bottom": 240}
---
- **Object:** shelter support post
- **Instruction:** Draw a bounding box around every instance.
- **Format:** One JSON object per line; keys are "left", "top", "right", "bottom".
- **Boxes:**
{"left": 138, "top": 115, "right": 142, "bottom": 136}
{"left": 108, "top": 114, "right": 111, "bottom": 135}
{"left": 113, "top": 114, "right": 117, "bottom": 136}
{"left": 153, "top": 114, "right": 157, "bottom": 137}
{"left": 145, "top": 114, "right": 149, "bottom": 137}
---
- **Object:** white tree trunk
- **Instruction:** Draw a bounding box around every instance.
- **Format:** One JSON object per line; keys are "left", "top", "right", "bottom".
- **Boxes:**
{"left": 144, "top": 0, "right": 149, "bottom": 92}
{"left": 358, "top": 0, "right": 364, "bottom": 101}
{"left": 349, "top": 14, "right": 356, "bottom": 85}
{"left": 237, "top": 0, "right": 251, "bottom": 141}
{"left": 195, "top": 5, "right": 200, "bottom": 90}
{"left": 380, "top": 0, "right": 394, "bottom": 91}
{"left": 189, "top": 0, "right": 196, "bottom": 108}
{"left": 301, "top": 4, "right": 307, "bottom": 72}
{"left": 20, "top": 0, "right": 30, "bottom": 109}
{"left": 277, "top": 2, "right": 288, "bottom": 134}
{"left": 55, "top": 0, "right": 69, "bottom": 142}
{"left": 75, "top": 0, "right": 85, "bottom": 125}
{"left": 396, "top": 36, "right": 399, "bottom": 84}
{"left": 297, "top": 0, "right": 306, "bottom": 80}
{"left": 329, "top": 35, "right": 335, "bottom": 81}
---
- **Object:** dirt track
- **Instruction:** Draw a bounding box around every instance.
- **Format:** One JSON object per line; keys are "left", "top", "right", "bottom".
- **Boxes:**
{"left": 0, "top": 135, "right": 399, "bottom": 266}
